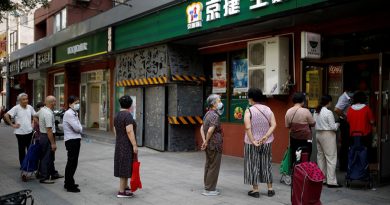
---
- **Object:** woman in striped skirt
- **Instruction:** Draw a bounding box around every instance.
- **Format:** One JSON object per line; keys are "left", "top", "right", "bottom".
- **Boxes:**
{"left": 244, "top": 88, "right": 277, "bottom": 198}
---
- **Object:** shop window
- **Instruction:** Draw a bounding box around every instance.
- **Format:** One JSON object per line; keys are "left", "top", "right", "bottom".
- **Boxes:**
{"left": 54, "top": 8, "right": 67, "bottom": 33}
{"left": 204, "top": 50, "right": 249, "bottom": 123}
{"left": 54, "top": 73, "right": 65, "bottom": 109}
{"left": 303, "top": 64, "right": 324, "bottom": 110}
{"left": 33, "top": 79, "right": 45, "bottom": 107}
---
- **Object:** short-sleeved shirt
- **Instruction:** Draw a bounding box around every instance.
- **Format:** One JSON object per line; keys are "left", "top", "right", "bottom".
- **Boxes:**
{"left": 285, "top": 107, "right": 315, "bottom": 140}
{"left": 347, "top": 104, "right": 374, "bottom": 136}
{"left": 7, "top": 104, "right": 36, "bottom": 134}
{"left": 245, "top": 104, "right": 274, "bottom": 144}
{"left": 335, "top": 92, "right": 351, "bottom": 115}
{"left": 38, "top": 106, "right": 56, "bottom": 134}
{"left": 203, "top": 110, "right": 223, "bottom": 152}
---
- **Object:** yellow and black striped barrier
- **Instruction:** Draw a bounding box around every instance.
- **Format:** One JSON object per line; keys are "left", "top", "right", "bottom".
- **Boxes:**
{"left": 116, "top": 76, "right": 168, "bottom": 87}
{"left": 171, "top": 74, "right": 206, "bottom": 82}
{"left": 168, "top": 116, "right": 203, "bottom": 125}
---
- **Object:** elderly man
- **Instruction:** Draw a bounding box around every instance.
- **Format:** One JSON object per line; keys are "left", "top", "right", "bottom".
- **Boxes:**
{"left": 38, "top": 95, "right": 63, "bottom": 184}
{"left": 4, "top": 93, "right": 36, "bottom": 166}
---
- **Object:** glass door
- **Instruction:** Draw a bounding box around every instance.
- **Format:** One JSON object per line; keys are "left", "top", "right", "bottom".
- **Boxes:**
{"left": 379, "top": 53, "right": 390, "bottom": 183}
{"left": 99, "top": 82, "right": 107, "bottom": 131}
{"left": 80, "top": 84, "right": 87, "bottom": 127}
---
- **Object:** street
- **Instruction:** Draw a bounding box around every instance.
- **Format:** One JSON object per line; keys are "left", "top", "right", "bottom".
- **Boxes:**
{"left": 0, "top": 124, "right": 389, "bottom": 205}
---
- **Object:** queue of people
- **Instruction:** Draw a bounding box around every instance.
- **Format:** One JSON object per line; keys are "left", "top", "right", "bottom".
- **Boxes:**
{"left": 2, "top": 87, "right": 375, "bottom": 199}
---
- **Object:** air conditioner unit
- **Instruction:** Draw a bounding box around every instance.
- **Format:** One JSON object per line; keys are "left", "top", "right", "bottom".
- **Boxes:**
{"left": 248, "top": 36, "right": 289, "bottom": 95}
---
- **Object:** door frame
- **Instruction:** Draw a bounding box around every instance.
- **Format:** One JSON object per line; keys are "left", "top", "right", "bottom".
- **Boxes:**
{"left": 378, "top": 52, "right": 390, "bottom": 184}
{"left": 304, "top": 53, "right": 390, "bottom": 184}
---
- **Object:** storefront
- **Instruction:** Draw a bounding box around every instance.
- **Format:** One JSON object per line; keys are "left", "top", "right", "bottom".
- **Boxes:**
{"left": 52, "top": 30, "right": 113, "bottom": 130}
{"left": 113, "top": 0, "right": 390, "bottom": 183}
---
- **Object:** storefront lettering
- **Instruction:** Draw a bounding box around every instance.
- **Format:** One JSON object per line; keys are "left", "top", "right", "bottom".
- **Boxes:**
{"left": 37, "top": 51, "right": 51, "bottom": 67}
{"left": 188, "top": 0, "right": 287, "bottom": 29}
{"left": 206, "top": 0, "right": 222, "bottom": 21}
{"left": 67, "top": 42, "right": 88, "bottom": 55}
{"left": 9, "top": 62, "right": 18, "bottom": 73}
{"left": 224, "top": 0, "right": 240, "bottom": 16}
{"left": 20, "top": 57, "right": 35, "bottom": 70}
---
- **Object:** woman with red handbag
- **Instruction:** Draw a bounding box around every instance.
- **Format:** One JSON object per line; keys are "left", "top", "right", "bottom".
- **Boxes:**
{"left": 114, "top": 95, "right": 138, "bottom": 198}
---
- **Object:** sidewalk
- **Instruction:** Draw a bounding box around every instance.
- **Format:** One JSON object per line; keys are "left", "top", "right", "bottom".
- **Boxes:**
{"left": 1, "top": 125, "right": 389, "bottom": 205}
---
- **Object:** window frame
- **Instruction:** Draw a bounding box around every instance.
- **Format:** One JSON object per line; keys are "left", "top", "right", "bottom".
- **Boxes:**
{"left": 53, "top": 8, "right": 67, "bottom": 33}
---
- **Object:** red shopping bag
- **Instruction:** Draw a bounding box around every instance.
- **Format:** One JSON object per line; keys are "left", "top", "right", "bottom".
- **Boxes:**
{"left": 130, "top": 154, "right": 142, "bottom": 192}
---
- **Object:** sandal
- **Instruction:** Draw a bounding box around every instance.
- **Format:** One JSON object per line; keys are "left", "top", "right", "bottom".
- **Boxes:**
{"left": 268, "top": 190, "right": 275, "bottom": 197}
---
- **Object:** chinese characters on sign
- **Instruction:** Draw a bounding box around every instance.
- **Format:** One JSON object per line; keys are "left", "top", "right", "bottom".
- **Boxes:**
{"left": 187, "top": 0, "right": 288, "bottom": 30}
{"left": 224, "top": 0, "right": 240, "bottom": 16}
{"left": 206, "top": 0, "right": 222, "bottom": 21}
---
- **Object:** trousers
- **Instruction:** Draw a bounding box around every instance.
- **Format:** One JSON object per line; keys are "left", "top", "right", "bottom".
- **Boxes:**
{"left": 65, "top": 139, "right": 81, "bottom": 187}
{"left": 15, "top": 132, "right": 33, "bottom": 166}
{"left": 316, "top": 130, "right": 338, "bottom": 185}
{"left": 39, "top": 134, "right": 55, "bottom": 180}
{"left": 204, "top": 148, "right": 222, "bottom": 191}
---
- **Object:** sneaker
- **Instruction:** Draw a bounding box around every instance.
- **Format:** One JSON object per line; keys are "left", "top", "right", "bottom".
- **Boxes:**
{"left": 125, "top": 187, "right": 132, "bottom": 194}
{"left": 117, "top": 191, "right": 134, "bottom": 198}
{"left": 40, "top": 179, "right": 55, "bottom": 184}
{"left": 202, "top": 190, "right": 220, "bottom": 196}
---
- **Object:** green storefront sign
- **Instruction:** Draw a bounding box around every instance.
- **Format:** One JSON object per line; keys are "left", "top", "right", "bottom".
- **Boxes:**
{"left": 115, "top": 0, "right": 327, "bottom": 51}
{"left": 54, "top": 31, "right": 108, "bottom": 64}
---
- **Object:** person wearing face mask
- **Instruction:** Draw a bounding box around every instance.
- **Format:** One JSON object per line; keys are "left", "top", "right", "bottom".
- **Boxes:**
{"left": 62, "top": 96, "right": 83, "bottom": 192}
{"left": 200, "top": 94, "right": 224, "bottom": 196}
{"left": 244, "top": 88, "right": 277, "bottom": 198}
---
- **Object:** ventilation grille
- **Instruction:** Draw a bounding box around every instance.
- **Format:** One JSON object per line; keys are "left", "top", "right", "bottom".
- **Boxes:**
{"left": 249, "top": 69, "right": 264, "bottom": 91}
{"left": 248, "top": 41, "right": 265, "bottom": 67}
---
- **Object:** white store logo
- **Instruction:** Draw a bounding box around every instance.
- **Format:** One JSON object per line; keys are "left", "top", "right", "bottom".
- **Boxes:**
{"left": 67, "top": 42, "right": 88, "bottom": 55}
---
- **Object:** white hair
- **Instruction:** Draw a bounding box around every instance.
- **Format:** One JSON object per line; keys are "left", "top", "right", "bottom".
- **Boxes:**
{"left": 17, "top": 93, "right": 28, "bottom": 101}
{"left": 206, "top": 94, "right": 220, "bottom": 108}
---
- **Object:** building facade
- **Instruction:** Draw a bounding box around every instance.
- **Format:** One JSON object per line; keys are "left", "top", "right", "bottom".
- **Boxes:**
{"left": 9, "top": 0, "right": 390, "bottom": 184}
{"left": 0, "top": 1, "right": 36, "bottom": 108}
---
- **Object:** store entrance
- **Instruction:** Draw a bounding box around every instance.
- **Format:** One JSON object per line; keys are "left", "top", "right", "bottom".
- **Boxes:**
{"left": 80, "top": 71, "right": 108, "bottom": 131}
{"left": 379, "top": 53, "right": 390, "bottom": 184}
{"left": 304, "top": 53, "right": 390, "bottom": 184}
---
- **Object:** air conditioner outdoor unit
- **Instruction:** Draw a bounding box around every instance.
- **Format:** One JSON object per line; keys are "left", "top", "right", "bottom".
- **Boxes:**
{"left": 247, "top": 36, "right": 289, "bottom": 95}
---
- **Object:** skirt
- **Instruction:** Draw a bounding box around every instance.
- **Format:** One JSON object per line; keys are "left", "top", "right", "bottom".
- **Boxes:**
{"left": 244, "top": 143, "right": 273, "bottom": 185}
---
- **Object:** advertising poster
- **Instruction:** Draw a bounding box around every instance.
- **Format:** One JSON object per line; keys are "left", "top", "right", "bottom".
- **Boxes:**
{"left": 0, "top": 33, "right": 6, "bottom": 59}
{"left": 229, "top": 99, "right": 249, "bottom": 123}
{"left": 232, "top": 59, "right": 248, "bottom": 93}
{"left": 130, "top": 96, "right": 136, "bottom": 120}
{"left": 212, "top": 61, "right": 227, "bottom": 94}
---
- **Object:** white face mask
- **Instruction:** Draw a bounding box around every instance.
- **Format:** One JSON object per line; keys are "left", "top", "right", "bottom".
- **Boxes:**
{"left": 73, "top": 103, "right": 80, "bottom": 111}
{"left": 216, "top": 102, "right": 224, "bottom": 115}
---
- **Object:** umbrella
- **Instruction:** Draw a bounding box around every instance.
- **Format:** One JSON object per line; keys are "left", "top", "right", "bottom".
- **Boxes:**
{"left": 130, "top": 154, "right": 142, "bottom": 192}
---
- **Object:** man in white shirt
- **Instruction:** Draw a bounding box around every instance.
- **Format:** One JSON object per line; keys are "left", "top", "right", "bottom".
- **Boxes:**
{"left": 334, "top": 87, "right": 354, "bottom": 171}
{"left": 38, "top": 95, "right": 59, "bottom": 184}
{"left": 4, "top": 93, "right": 36, "bottom": 166}
{"left": 63, "top": 96, "right": 83, "bottom": 193}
